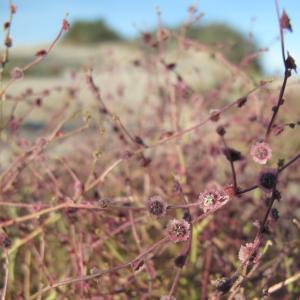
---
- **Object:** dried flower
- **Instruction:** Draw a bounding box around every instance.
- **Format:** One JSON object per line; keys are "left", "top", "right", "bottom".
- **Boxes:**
{"left": 258, "top": 168, "right": 277, "bottom": 191}
{"left": 250, "top": 141, "right": 272, "bottom": 165}
{"left": 183, "top": 211, "right": 192, "bottom": 223}
{"left": 146, "top": 195, "right": 167, "bottom": 217}
{"left": 35, "top": 98, "right": 42, "bottom": 107}
{"left": 166, "top": 219, "right": 190, "bottom": 243}
{"left": 174, "top": 254, "right": 187, "bottom": 268}
{"left": 214, "top": 277, "right": 234, "bottom": 293}
{"left": 209, "top": 109, "right": 221, "bottom": 122}
{"left": 35, "top": 49, "right": 47, "bottom": 57}
{"left": 198, "top": 188, "right": 229, "bottom": 212}
{"left": 216, "top": 126, "right": 226, "bottom": 136}
{"left": 271, "top": 208, "right": 279, "bottom": 221}
{"left": 237, "top": 96, "right": 248, "bottom": 108}
{"left": 222, "top": 147, "right": 243, "bottom": 162}
{"left": 4, "top": 22, "right": 10, "bottom": 30}
{"left": 10, "top": 67, "right": 24, "bottom": 80}
{"left": 280, "top": 10, "right": 292, "bottom": 32}
{"left": 238, "top": 242, "right": 257, "bottom": 263}
{"left": 0, "top": 234, "right": 11, "bottom": 248}
{"left": 62, "top": 19, "right": 70, "bottom": 31}
{"left": 285, "top": 52, "right": 297, "bottom": 72}
{"left": 166, "top": 62, "right": 176, "bottom": 70}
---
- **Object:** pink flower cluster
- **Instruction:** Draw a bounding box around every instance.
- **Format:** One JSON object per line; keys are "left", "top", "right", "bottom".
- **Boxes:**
{"left": 166, "top": 219, "right": 190, "bottom": 243}
{"left": 198, "top": 188, "right": 230, "bottom": 212}
{"left": 250, "top": 141, "right": 272, "bottom": 165}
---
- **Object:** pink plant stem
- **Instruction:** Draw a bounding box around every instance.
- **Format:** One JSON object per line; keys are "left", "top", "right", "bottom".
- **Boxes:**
{"left": 221, "top": 135, "right": 238, "bottom": 193}
{"left": 32, "top": 237, "right": 169, "bottom": 299}
{"left": 168, "top": 268, "right": 181, "bottom": 299}
{"left": 1, "top": 252, "right": 9, "bottom": 300}
{"left": 129, "top": 209, "right": 156, "bottom": 284}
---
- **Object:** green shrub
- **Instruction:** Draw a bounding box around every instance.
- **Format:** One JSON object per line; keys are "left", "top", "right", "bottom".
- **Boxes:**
{"left": 186, "top": 23, "right": 261, "bottom": 72}
{"left": 63, "top": 19, "right": 122, "bottom": 44}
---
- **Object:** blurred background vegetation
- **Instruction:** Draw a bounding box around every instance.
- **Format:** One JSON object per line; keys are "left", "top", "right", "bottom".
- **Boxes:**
{"left": 5, "top": 19, "right": 261, "bottom": 77}
{"left": 62, "top": 19, "right": 123, "bottom": 44}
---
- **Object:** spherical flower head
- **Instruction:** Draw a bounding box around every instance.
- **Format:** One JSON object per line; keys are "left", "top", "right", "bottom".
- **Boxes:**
{"left": 258, "top": 168, "right": 277, "bottom": 192}
{"left": 146, "top": 195, "right": 167, "bottom": 217}
{"left": 250, "top": 141, "right": 272, "bottom": 165}
{"left": 198, "top": 188, "right": 229, "bottom": 212}
{"left": 166, "top": 219, "right": 190, "bottom": 243}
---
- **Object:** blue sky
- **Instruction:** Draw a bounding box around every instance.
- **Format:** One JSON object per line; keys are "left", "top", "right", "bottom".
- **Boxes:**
{"left": 0, "top": 0, "right": 299, "bottom": 74}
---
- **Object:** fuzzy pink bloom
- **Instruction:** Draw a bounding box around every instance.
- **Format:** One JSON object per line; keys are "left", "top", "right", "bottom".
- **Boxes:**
{"left": 166, "top": 219, "right": 190, "bottom": 243}
{"left": 250, "top": 141, "right": 272, "bottom": 165}
{"left": 146, "top": 195, "right": 167, "bottom": 217}
{"left": 10, "top": 67, "right": 24, "bottom": 80}
{"left": 198, "top": 188, "right": 229, "bottom": 212}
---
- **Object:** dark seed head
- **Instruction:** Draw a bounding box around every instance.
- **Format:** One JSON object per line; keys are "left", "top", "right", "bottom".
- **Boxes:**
{"left": 271, "top": 208, "right": 279, "bottom": 221}
{"left": 149, "top": 201, "right": 164, "bottom": 215}
{"left": 237, "top": 96, "right": 247, "bottom": 108}
{"left": 215, "top": 277, "right": 233, "bottom": 293}
{"left": 134, "top": 136, "right": 145, "bottom": 146}
{"left": 273, "top": 190, "right": 281, "bottom": 201}
{"left": 183, "top": 211, "right": 192, "bottom": 223}
{"left": 222, "top": 147, "right": 243, "bottom": 162}
{"left": 216, "top": 126, "right": 226, "bottom": 136}
{"left": 166, "top": 63, "right": 176, "bottom": 70}
{"left": 146, "top": 196, "right": 166, "bottom": 217}
{"left": 3, "top": 237, "right": 12, "bottom": 248}
{"left": 285, "top": 53, "right": 297, "bottom": 72}
{"left": 259, "top": 170, "right": 277, "bottom": 191}
{"left": 174, "top": 254, "right": 187, "bottom": 268}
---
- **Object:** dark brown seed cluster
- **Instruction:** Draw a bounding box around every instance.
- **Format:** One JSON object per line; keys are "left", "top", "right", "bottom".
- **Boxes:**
{"left": 259, "top": 171, "right": 277, "bottom": 190}
{"left": 149, "top": 200, "right": 164, "bottom": 215}
{"left": 146, "top": 195, "right": 167, "bottom": 217}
